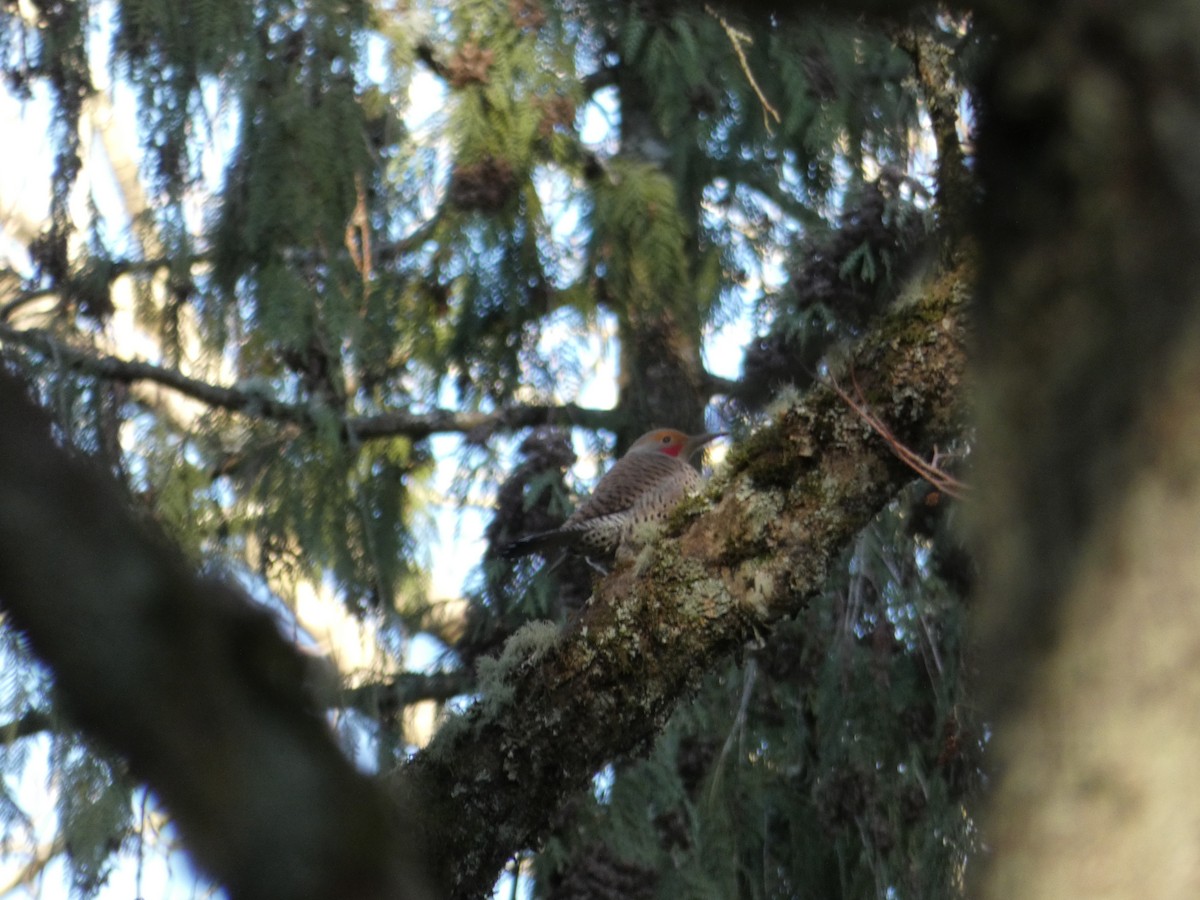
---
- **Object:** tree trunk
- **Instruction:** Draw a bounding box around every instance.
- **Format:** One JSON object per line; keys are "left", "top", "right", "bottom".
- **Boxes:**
{"left": 970, "top": 0, "right": 1200, "bottom": 895}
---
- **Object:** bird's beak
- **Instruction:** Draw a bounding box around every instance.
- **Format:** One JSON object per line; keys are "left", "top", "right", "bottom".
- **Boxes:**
{"left": 687, "top": 431, "right": 727, "bottom": 457}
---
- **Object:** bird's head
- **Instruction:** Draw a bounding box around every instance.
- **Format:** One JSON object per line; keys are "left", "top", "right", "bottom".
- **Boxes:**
{"left": 629, "top": 428, "right": 726, "bottom": 459}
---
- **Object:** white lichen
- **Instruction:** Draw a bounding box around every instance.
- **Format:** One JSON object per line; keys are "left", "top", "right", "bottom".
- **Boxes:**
{"left": 476, "top": 619, "right": 563, "bottom": 704}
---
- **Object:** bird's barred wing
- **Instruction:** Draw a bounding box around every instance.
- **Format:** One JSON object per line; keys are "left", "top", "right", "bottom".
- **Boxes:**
{"left": 564, "top": 454, "right": 695, "bottom": 526}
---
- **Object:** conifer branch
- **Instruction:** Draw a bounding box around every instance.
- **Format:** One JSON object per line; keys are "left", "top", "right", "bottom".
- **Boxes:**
{"left": 0, "top": 229, "right": 440, "bottom": 324}
{"left": 1, "top": 256, "right": 201, "bottom": 323}
{"left": 0, "top": 323, "right": 620, "bottom": 441}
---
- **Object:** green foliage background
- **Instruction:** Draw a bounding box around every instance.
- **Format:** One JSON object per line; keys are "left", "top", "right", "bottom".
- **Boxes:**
{"left": 0, "top": 0, "right": 982, "bottom": 895}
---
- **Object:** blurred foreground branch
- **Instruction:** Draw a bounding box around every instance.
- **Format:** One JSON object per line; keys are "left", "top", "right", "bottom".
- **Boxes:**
{"left": 0, "top": 370, "right": 434, "bottom": 900}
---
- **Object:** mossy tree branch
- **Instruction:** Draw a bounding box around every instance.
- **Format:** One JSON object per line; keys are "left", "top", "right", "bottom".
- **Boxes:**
{"left": 395, "top": 259, "right": 971, "bottom": 898}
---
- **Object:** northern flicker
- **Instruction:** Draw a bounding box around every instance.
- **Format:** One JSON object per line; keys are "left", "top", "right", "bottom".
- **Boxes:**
{"left": 504, "top": 428, "right": 723, "bottom": 562}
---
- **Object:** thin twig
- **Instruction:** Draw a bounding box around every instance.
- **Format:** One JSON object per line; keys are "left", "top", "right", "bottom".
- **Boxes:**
{"left": 707, "top": 656, "right": 758, "bottom": 806}
{"left": 706, "top": 5, "right": 781, "bottom": 132}
{"left": 828, "top": 370, "right": 970, "bottom": 500}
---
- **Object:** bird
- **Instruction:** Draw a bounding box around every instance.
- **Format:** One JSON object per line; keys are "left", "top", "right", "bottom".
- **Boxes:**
{"left": 504, "top": 428, "right": 724, "bottom": 563}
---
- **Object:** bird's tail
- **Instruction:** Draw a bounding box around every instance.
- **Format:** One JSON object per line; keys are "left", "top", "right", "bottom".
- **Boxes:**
{"left": 502, "top": 527, "right": 575, "bottom": 560}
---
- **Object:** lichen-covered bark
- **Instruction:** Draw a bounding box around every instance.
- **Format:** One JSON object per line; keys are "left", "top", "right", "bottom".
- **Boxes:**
{"left": 396, "top": 260, "right": 971, "bottom": 898}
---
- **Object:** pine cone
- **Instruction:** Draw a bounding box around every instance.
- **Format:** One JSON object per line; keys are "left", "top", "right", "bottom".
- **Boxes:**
{"left": 447, "top": 42, "right": 495, "bottom": 88}
{"left": 509, "top": 0, "right": 547, "bottom": 31}
{"left": 449, "top": 156, "right": 516, "bottom": 212}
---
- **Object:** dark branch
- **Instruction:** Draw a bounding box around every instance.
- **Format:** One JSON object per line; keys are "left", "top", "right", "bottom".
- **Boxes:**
{"left": 414, "top": 40, "right": 449, "bottom": 79}
{"left": 0, "top": 323, "right": 621, "bottom": 441}
{"left": 1, "top": 323, "right": 320, "bottom": 425}
{"left": 0, "top": 370, "right": 435, "bottom": 900}
{"left": 343, "top": 670, "right": 477, "bottom": 716}
{"left": 630, "top": 0, "right": 979, "bottom": 24}
{"left": 701, "top": 370, "right": 740, "bottom": 397}
{"left": 0, "top": 708, "right": 53, "bottom": 745}
{"left": 0, "top": 287, "right": 58, "bottom": 321}
{"left": 581, "top": 65, "right": 618, "bottom": 98}
{"left": 349, "top": 404, "right": 620, "bottom": 442}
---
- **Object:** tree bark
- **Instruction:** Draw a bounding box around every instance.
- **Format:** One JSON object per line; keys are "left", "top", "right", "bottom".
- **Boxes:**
{"left": 970, "top": 0, "right": 1200, "bottom": 896}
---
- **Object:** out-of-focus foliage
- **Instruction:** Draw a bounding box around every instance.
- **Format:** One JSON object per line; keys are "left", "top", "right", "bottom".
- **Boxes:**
{"left": 0, "top": 0, "right": 980, "bottom": 894}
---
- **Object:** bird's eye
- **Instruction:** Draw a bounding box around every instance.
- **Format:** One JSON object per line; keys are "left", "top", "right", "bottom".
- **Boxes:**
{"left": 661, "top": 435, "right": 671, "bottom": 443}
